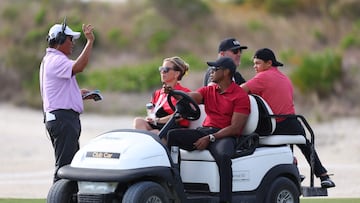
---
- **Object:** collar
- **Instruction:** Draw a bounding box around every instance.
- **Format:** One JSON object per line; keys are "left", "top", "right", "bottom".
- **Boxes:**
{"left": 216, "top": 82, "right": 237, "bottom": 94}
{"left": 46, "top": 47, "right": 65, "bottom": 55}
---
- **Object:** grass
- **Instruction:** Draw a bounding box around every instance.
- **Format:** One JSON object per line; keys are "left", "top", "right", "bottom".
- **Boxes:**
{"left": 0, "top": 198, "right": 359, "bottom": 203}
{"left": 0, "top": 200, "right": 44, "bottom": 203}
{"left": 301, "top": 198, "right": 360, "bottom": 203}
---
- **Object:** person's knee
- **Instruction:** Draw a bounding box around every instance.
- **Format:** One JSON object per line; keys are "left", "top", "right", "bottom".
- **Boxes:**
{"left": 133, "top": 117, "right": 143, "bottom": 126}
{"left": 133, "top": 117, "right": 149, "bottom": 129}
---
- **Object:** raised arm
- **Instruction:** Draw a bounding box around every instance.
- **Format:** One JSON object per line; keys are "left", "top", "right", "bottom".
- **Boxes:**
{"left": 72, "top": 24, "right": 95, "bottom": 75}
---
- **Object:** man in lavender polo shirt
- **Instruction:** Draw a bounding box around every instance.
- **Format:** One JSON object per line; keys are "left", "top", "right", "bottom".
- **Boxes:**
{"left": 39, "top": 19, "right": 95, "bottom": 183}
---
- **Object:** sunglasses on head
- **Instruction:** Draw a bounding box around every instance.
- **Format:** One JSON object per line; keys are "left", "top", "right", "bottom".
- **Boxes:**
{"left": 159, "top": 66, "right": 176, "bottom": 73}
{"left": 230, "top": 49, "right": 241, "bottom": 54}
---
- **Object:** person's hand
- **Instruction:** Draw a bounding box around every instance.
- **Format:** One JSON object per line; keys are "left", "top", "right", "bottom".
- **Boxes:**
{"left": 193, "top": 136, "right": 210, "bottom": 150}
{"left": 81, "top": 89, "right": 94, "bottom": 100}
{"left": 146, "top": 117, "right": 158, "bottom": 125}
{"left": 175, "top": 117, "right": 184, "bottom": 123}
{"left": 163, "top": 84, "right": 183, "bottom": 100}
{"left": 82, "top": 24, "right": 95, "bottom": 42}
{"left": 81, "top": 89, "right": 90, "bottom": 95}
{"left": 163, "top": 84, "right": 172, "bottom": 94}
{"left": 146, "top": 117, "right": 154, "bottom": 122}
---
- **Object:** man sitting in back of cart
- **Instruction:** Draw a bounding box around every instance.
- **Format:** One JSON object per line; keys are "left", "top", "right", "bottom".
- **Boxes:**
{"left": 240, "top": 48, "right": 335, "bottom": 188}
{"left": 166, "top": 57, "right": 250, "bottom": 203}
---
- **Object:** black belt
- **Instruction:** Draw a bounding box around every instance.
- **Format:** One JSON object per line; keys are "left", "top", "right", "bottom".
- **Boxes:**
{"left": 196, "top": 126, "right": 221, "bottom": 134}
{"left": 51, "top": 109, "right": 79, "bottom": 116}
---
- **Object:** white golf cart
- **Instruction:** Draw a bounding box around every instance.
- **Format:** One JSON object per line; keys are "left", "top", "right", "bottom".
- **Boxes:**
{"left": 47, "top": 90, "right": 327, "bottom": 203}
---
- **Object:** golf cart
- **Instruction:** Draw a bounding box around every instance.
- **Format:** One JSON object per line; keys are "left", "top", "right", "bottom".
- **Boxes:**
{"left": 47, "top": 90, "right": 327, "bottom": 203}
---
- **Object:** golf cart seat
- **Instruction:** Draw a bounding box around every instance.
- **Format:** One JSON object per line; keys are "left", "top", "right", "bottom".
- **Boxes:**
{"left": 181, "top": 94, "right": 306, "bottom": 161}
{"left": 251, "top": 94, "right": 306, "bottom": 146}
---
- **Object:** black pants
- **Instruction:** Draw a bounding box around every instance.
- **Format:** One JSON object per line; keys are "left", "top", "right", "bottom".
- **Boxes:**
{"left": 167, "top": 127, "right": 236, "bottom": 202}
{"left": 45, "top": 109, "right": 81, "bottom": 183}
{"left": 273, "top": 118, "right": 327, "bottom": 177}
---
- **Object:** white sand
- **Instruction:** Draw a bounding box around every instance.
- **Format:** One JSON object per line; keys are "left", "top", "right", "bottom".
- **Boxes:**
{"left": 0, "top": 103, "right": 359, "bottom": 198}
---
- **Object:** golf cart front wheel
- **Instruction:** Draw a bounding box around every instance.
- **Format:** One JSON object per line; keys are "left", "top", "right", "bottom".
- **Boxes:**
{"left": 47, "top": 179, "right": 78, "bottom": 203}
{"left": 265, "top": 177, "right": 299, "bottom": 203}
{"left": 122, "top": 181, "right": 169, "bottom": 203}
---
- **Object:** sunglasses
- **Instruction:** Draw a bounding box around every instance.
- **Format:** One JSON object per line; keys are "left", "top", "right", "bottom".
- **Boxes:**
{"left": 159, "top": 66, "right": 176, "bottom": 73}
{"left": 210, "top": 66, "right": 222, "bottom": 72}
{"left": 230, "top": 49, "right": 242, "bottom": 54}
{"left": 67, "top": 35, "right": 74, "bottom": 42}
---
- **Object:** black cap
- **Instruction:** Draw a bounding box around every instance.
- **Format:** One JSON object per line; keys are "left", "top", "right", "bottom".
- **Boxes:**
{"left": 253, "top": 48, "right": 283, "bottom": 67}
{"left": 218, "top": 37, "right": 248, "bottom": 52}
{"left": 207, "top": 57, "right": 236, "bottom": 74}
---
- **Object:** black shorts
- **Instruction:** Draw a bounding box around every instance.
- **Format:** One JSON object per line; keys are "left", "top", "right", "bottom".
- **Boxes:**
{"left": 148, "top": 122, "right": 185, "bottom": 131}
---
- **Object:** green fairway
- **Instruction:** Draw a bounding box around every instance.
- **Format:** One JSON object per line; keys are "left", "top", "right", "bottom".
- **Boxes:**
{"left": 301, "top": 198, "right": 360, "bottom": 203}
{"left": 0, "top": 200, "right": 44, "bottom": 203}
{"left": 0, "top": 198, "right": 359, "bottom": 203}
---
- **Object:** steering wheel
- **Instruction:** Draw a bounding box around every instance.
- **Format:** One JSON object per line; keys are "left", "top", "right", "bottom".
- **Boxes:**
{"left": 167, "top": 90, "right": 201, "bottom": 121}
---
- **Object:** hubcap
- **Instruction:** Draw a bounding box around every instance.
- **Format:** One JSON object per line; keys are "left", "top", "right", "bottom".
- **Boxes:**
{"left": 277, "top": 189, "right": 294, "bottom": 203}
{"left": 146, "top": 195, "right": 162, "bottom": 203}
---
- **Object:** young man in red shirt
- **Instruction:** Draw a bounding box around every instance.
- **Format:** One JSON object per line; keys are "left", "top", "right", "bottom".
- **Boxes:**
{"left": 167, "top": 57, "right": 250, "bottom": 203}
{"left": 241, "top": 48, "right": 335, "bottom": 188}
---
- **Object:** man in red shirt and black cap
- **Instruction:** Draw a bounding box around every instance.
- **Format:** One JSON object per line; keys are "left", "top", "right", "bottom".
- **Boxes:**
{"left": 168, "top": 57, "right": 250, "bottom": 203}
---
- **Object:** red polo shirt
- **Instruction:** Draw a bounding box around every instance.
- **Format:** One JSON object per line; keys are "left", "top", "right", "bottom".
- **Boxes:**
{"left": 197, "top": 82, "right": 250, "bottom": 135}
{"left": 151, "top": 83, "right": 191, "bottom": 127}
{"left": 245, "top": 67, "right": 295, "bottom": 122}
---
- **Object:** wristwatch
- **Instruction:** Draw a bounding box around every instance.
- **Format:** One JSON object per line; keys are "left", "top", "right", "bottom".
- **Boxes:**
{"left": 209, "top": 134, "right": 216, "bottom": 142}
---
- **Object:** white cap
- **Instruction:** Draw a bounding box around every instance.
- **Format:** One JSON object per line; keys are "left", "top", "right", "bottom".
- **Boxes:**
{"left": 47, "top": 24, "right": 81, "bottom": 41}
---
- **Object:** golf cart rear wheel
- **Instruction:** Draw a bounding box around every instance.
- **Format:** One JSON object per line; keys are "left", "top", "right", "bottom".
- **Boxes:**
{"left": 265, "top": 177, "right": 299, "bottom": 203}
{"left": 122, "top": 181, "right": 169, "bottom": 203}
{"left": 47, "top": 179, "right": 77, "bottom": 203}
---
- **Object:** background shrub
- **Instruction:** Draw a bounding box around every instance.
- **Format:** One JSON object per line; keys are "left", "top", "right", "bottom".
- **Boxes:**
{"left": 264, "top": 0, "right": 299, "bottom": 15}
{"left": 79, "top": 60, "right": 160, "bottom": 92}
{"left": 78, "top": 53, "right": 205, "bottom": 92}
{"left": 239, "top": 51, "right": 254, "bottom": 69}
{"left": 339, "top": 20, "right": 360, "bottom": 49}
{"left": 290, "top": 50, "right": 342, "bottom": 97}
{"left": 247, "top": 20, "right": 266, "bottom": 32}
{"left": 107, "top": 28, "right": 129, "bottom": 49}
{"left": 246, "top": 0, "right": 299, "bottom": 15}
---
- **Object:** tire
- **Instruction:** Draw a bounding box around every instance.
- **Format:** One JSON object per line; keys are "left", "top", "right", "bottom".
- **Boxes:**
{"left": 47, "top": 179, "right": 78, "bottom": 203}
{"left": 122, "top": 181, "right": 169, "bottom": 203}
{"left": 265, "top": 177, "right": 299, "bottom": 203}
